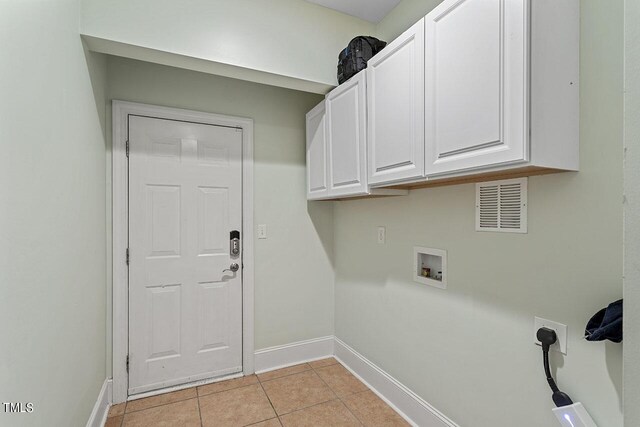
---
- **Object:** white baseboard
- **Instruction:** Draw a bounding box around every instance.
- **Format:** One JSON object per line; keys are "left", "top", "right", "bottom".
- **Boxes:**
{"left": 107, "top": 335, "right": 455, "bottom": 427}
{"left": 86, "top": 379, "right": 111, "bottom": 427}
{"left": 254, "top": 336, "right": 334, "bottom": 373}
{"left": 334, "top": 337, "right": 459, "bottom": 427}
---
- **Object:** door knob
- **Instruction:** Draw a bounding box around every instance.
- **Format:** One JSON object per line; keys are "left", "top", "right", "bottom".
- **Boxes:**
{"left": 223, "top": 263, "right": 239, "bottom": 273}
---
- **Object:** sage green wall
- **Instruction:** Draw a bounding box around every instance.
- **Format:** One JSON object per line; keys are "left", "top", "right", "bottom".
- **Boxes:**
{"left": 333, "top": 1, "right": 623, "bottom": 426}
{"left": 376, "top": 0, "right": 442, "bottom": 41}
{"left": 82, "top": 0, "right": 375, "bottom": 88}
{"left": 105, "top": 57, "right": 334, "bottom": 373}
{"left": 624, "top": 0, "right": 640, "bottom": 424}
{"left": 0, "top": 1, "right": 107, "bottom": 426}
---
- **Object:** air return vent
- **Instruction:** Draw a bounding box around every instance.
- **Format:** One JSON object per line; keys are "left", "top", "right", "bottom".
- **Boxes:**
{"left": 476, "top": 178, "right": 527, "bottom": 233}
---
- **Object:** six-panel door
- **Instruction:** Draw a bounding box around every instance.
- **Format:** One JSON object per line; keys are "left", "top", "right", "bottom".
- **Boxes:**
{"left": 326, "top": 71, "right": 368, "bottom": 197}
{"left": 424, "top": 0, "right": 528, "bottom": 175}
{"left": 128, "top": 116, "right": 243, "bottom": 395}
{"left": 367, "top": 19, "right": 425, "bottom": 185}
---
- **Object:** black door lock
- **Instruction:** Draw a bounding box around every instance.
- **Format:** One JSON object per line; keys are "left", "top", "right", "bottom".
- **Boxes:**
{"left": 230, "top": 230, "right": 240, "bottom": 257}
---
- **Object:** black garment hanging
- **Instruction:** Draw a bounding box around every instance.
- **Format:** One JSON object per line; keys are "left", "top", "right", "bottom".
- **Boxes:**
{"left": 585, "top": 299, "right": 623, "bottom": 343}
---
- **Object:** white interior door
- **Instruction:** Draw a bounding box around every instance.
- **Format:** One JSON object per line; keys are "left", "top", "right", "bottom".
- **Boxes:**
{"left": 128, "top": 115, "right": 243, "bottom": 395}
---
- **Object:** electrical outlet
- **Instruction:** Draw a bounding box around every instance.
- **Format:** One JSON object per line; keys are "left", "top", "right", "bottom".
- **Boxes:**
{"left": 534, "top": 317, "right": 568, "bottom": 355}
{"left": 377, "top": 226, "right": 386, "bottom": 244}
{"left": 257, "top": 224, "right": 267, "bottom": 239}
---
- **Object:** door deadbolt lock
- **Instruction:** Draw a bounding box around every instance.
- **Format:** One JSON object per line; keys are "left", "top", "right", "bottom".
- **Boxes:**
{"left": 230, "top": 230, "right": 240, "bottom": 257}
{"left": 223, "top": 263, "right": 240, "bottom": 273}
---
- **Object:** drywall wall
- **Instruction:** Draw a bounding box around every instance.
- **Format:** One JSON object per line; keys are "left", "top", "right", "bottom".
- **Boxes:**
{"left": 376, "top": 0, "right": 442, "bottom": 41}
{"left": 0, "top": 1, "right": 107, "bottom": 426}
{"left": 105, "top": 56, "right": 334, "bottom": 375}
{"left": 333, "top": 1, "right": 624, "bottom": 426}
{"left": 624, "top": 0, "right": 640, "bottom": 424}
{"left": 81, "top": 0, "right": 375, "bottom": 90}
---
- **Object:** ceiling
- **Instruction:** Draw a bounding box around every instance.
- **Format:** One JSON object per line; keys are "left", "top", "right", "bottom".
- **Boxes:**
{"left": 305, "top": 0, "right": 402, "bottom": 23}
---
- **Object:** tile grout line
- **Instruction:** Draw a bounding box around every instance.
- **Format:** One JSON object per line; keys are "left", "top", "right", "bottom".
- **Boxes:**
{"left": 257, "top": 364, "right": 313, "bottom": 384}
{"left": 339, "top": 389, "right": 410, "bottom": 426}
{"left": 337, "top": 393, "right": 368, "bottom": 426}
{"left": 196, "top": 394, "right": 204, "bottom": 427}
{"left": 276, "top": 397, "right": 343, "bottom": 418}
{"left": 313, "top": 360, "right": 367, "bottom": 426}
{"left": 257, "top": 374, "right": 282, "bottom": 424}
{"left": 257, "top": 364, "right": 342, "bottom": 423}
{"left": 274, "top": 365, "right": 348, "bottom": 424}
{"left": 123, "top": 359, "right": 389, "bottom": 427}
{"left": 118, "top": 402, "right": 127, "bottom": 427}
{"left": 120, "top": 359, "right": 358, "bottom": 426}
{"left": 118, "top": 359, "right": 370, "bottom": 427}
{"left": 266, "top": 358, "right": 365, "bottom": 422}
{"left": 200, "top": 379, "right": 280, "bottom": 427}
{"left": 299, "top": 369, "right": 339, "bottom": 407}
{"left": 197, "top": 376, "right": 260, "bottom": 398}
{"left": 308, "top": 360, "right": 339, "bottom": 371}
{"left": 259, "top": 367, "right": 342, "bottom": 421}
{"left": 256, "top": 358, "right": 339, "bottom": 385}
{"left": 124, "top": 395, "right": 197, "bottom": 415}
{"left": 243, "top": 417, "right": 281, "bottom": 427}
{"left": 310, "top": 366, "right": 339, "bottom": 400}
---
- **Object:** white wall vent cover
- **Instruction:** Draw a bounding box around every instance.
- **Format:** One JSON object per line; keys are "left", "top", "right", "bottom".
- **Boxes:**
{"left": 476, "top": 177, "right": 527, "bottom": 233}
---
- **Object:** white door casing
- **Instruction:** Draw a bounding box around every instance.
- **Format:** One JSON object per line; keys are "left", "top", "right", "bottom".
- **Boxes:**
{"left": 128, "top": 116, "right": 243, "bottom": 394}
{"left": 112, "top": 101, "right": 254, "bottom": 404}
{"left": 424, "top": 0, "right": 529, "bottom": 175}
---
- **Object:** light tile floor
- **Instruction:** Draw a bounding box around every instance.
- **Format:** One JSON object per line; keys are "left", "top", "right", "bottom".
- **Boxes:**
{"left": 105, "top": 358, "right": 409, "bottom": 427}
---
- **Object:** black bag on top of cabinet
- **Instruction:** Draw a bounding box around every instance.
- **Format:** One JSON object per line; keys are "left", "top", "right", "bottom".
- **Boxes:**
{"left": 337, "top": 36, "right": 387, "bottom": 84}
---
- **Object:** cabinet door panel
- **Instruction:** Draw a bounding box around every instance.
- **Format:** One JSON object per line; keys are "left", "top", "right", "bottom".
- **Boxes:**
{"left": 425, "top": 0, "right": 528, "bottom": 175}
{"left": 327, "top": 72, "right": 368, "bottom": 197}
{"left": 306, "top": 101, "right": 329, "bottom": 200}
{"left": 367, "top": 19, "right": 425, "bottom": 185}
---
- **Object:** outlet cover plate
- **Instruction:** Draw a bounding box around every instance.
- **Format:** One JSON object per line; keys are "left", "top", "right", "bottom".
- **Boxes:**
{"left": 377, "top": 226, "right": 386, "bottom": 244}
{"left": 257, "top": 224, "right": 267, "bottom": 239}
{"left": 534, "top": 317, "right": 567, "bottom": 355}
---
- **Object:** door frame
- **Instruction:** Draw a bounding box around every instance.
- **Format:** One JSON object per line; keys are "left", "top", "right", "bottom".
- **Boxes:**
{"left": 111, "top": 100, "right": 255, "bottom": 404}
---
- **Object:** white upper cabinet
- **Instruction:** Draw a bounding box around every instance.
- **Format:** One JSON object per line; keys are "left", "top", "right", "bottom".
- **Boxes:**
{"left": 306, "top": 0, "right": 578, "bottom": 197}
{"left": 326, "top": 71, "right": 368, "bottom": 197}
{"left": 306, "top": 101, "right": 329, "bottom": 200}
{"left": 367, "top": 19, "right": 425, "bottom": 185}
{"left": 423, "top": 0, "right": 579, "bottom": 178}
{"left": 424, "top": 0, "right": 528, "bottom": 175}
